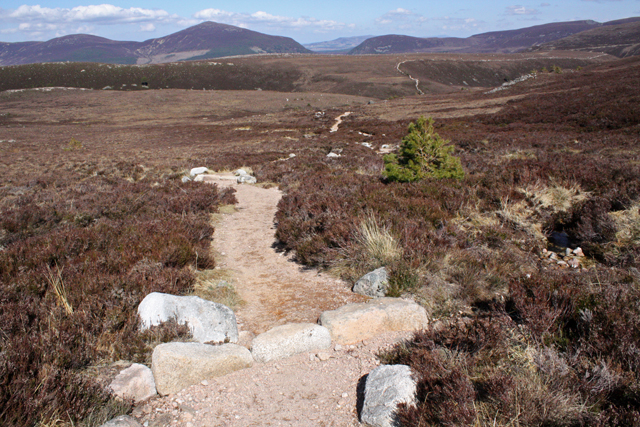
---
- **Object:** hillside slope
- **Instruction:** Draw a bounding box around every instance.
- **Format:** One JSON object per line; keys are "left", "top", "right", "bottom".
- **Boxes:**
{"left": 0, "top": 21, "right": 310, "bottom": 66}
{"left": 530, "top": 19, "right": 640, "bottom": 57}
{"left": 349, "top": 20, "right": 602, "bottom": 54}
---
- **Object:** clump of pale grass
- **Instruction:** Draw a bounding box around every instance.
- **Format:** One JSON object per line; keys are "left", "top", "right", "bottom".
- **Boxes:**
{"left": 355, "top": 214, "right": 402, "bottom": 266}
{"left": 496, "top": 197, "right": 546, "bottom": 241}
{"left": 610, "top": 202, "right": 640, "bottom": 245}
{"left": 521, "top": 180, "right": 589, "bottom": 213}
{"left": 46, "top": 265, "right": 73, "bottom": 315}
{"left": 192, "top": 268, "right": 244, "bottom": 310}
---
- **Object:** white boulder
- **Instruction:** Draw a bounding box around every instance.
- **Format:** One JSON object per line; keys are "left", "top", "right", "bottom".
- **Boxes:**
{"left": 319, "top": 298, "right": 428, "bottom": 345}
{"left": 189, "top": 167, "right": 208, "bottom": 177}
{"left": 152, "top": 342, "right": 253, "bottom": 395}
{"left": 251, "top": 323, "right": 331, "bottom": 363}
{"left": 237, "top": 175, "right": 257, "bottom": 184}
{"left": 361, "top": 365, "right": 417, "bottom": 427}
{"left": 138, "top": 292, "right": 238, "bottom": 344}
{"left": 108, "top": 363, "right": 156, "bottom": 403}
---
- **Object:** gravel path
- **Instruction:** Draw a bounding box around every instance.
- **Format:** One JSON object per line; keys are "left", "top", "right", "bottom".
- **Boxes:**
{"left": 129, "top": 173, "right": 413, "bottom": 427}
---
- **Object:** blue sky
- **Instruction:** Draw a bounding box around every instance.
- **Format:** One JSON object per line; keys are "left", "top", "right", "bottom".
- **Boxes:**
{"left": 0, "top": 1, "right": 638, "bottom": 44}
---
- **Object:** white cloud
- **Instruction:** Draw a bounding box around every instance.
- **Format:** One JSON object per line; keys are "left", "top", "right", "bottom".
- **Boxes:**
{"left": 193, "top": 8, "right": 348, "bottom": 32}
{"left": 0, "top": 4, "right": 185, "bottom": 40}
{"left": 506, "top": 5, "right": 540, "bottom": 15}
{"left": 375, "top": 8, "right": 428, "bottom": 29}
{"left": 8, "top": 4, "right": 176, "bottom": 25}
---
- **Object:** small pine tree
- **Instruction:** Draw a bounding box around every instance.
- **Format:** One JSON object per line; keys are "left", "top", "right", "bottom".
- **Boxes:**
{"left": 383, "top": 116, "right": 464, "bottom": 182}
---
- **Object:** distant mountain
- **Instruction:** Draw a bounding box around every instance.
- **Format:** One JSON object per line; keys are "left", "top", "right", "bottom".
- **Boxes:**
{"left": 349, "top": 20, "right": 604, "bottom": 55}
{"left": 530, "top": 19, "right": 640, "bottom": 58}
{"left": 0, "top": 21, "right": 310, "bottom": 66}
{"left": 134, "top": 22, "right": 311, "bottom": 63}
{"left": 304, "top": 36, "right": 373, "bottom": 53}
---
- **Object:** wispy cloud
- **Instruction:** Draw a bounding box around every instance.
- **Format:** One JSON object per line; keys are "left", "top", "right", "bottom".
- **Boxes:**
{"left": 374, "top": 8, "right": 483, "bottom": 35}
{"left": 506, "top": 5, "right": 541, "bottom": 15}
{"left": 8, "top": 4, "right": 176, "bottom": 25}
{"left": 193, "top": 9, "right": 351, "bottom": 33}
{"left": 375, "top": 8, "right": 426, "bottom": 26}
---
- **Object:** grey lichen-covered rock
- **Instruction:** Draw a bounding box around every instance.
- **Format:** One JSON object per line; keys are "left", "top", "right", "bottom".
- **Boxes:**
{"left": 361, "top": 365, "right": 417, "bottom": 427}
{"left": 98, "top": 415, "right": 143, "bottom": 427}
{"left": 251, "top": 323, "right": 331, "bottom": 363}
{"left": 234, "top": 169, "right": 248, "bottom": 176}
{"left": 353, "top": 267, "right": 388, "bottom": 297}
{"left": 237, "top": 175, "right": 257, "bottom": 184}
{"left": 152, "top": 342, "right": 253, "bottom": 395}
{"left": 138, "top": 292, "right": 238, "bottom": 344}
{"left": 108, "top": 363, "right": 156, "bottom": 403}
{"left": 319, "top": 298, "right": 428, "bottom": 344}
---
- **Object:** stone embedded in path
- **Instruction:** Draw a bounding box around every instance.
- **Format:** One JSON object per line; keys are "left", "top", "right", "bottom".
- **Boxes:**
{"left": 98, "top": 415, "right": 143, "bottom": 427}
{"left": 361, "top": 365, "right": 417, "bottom": 427}
{"left": 138, "top": 292, "right": 238, "bottom": 344}
{"left": 108, "top": 363, "right": 157, "bottom": 403}
{"left": 152, "top": 342, "right": 253, "bottom": 395}
{"left": 250, "top": 323, "right": 332, "bottom": 363}
{"left": 319, "top": 298, "right": 428, "bottom": 345}
{"left": 353, "top": 267, "right": 388, "bottom": 298}
{"left": 237, "top": 175, "right": 257, "bottom": 184}
{"left": 190, "top": 167, "right": 209, "bottom": 176}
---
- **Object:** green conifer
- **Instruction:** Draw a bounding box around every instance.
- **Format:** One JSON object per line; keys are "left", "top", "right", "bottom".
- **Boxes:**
{"left": 383, "top": 116, "right": 464, "bottom": 182}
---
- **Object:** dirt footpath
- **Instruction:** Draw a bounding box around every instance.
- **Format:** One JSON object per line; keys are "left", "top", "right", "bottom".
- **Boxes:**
{"left": 204, "top": 173, "right": 365, "bottom": 335}
{"left": 130, "top": 174, "right": 413, "bottom": 426}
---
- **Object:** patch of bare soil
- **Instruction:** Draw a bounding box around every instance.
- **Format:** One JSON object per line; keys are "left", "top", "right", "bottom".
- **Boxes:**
{"left": 201, "top": 173, "right": 366, "bottom": 335}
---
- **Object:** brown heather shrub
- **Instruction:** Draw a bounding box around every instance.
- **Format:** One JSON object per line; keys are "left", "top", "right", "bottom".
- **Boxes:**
{"left": 0, "top": 167, "right": 236, "bottom": 426}
{"left": 507, "top": 271, "right": 640, "bottom": 425}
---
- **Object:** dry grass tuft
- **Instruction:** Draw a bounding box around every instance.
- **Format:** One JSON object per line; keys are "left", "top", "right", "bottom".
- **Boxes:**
{"left": 46, "top": 265, "right": 73, "bottom": 315}
{"left": 192, "top": 268, "right": 244, "bottom": 310}
{"left": 521, "top": 180, "right": 589, "bottom": 214}
{"left": 355, "top": 214, "right": 403, "bottom": 267}
{"left": 610, "top": 202, "right": 640, "bottom": 245}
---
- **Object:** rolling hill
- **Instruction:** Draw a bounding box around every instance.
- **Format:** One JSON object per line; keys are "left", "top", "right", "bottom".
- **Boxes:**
{"left": 530, "top": 19, "right": 640, "bottom": 58}
{"left": 348, "top": 18, "right": 640, "bottom": 56}
{"left": 0, "top": 22, "right": 310, "bottom": 66}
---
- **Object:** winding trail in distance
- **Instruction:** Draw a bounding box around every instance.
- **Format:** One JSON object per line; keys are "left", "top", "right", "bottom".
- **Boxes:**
{"left": 397, "top": 60, "right": 424, "bottom": 95}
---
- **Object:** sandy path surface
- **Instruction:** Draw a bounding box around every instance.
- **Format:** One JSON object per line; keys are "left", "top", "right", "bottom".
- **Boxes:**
{"left": 203, "top": 173, "right": 365, "bottom": 335}
{"left": 130, "top": 174, "right": 412, "bottom": 426}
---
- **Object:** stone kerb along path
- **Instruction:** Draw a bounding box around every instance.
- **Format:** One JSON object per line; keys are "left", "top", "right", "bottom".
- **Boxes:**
{"left": 105, "top": 171, "right": 430, "bottom": 427}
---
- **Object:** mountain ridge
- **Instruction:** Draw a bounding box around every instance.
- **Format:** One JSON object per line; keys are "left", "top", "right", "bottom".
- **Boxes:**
{"left": 0, "top": 21, "right": 310, "bottom": 66}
